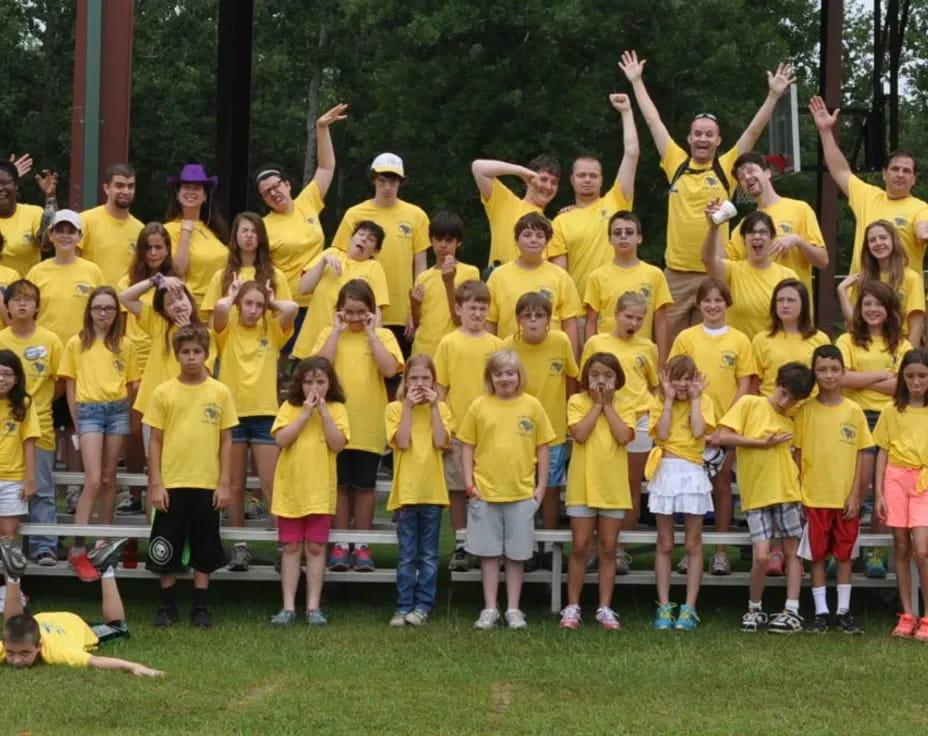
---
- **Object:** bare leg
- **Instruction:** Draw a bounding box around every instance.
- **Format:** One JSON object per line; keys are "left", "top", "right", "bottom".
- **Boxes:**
{"left": 126, "top": 410, "right": 146, "bottom": 504}
{"left": 334, "top": 486, "right": 350, "bottom": 529}
{"left": 504, "top": 558, "right": 524, "bottom": 611}
{"left": 749, "top": 540, "right": 770, "bottom": 603}
{"left": 226, "top": 443, "right": 249, "bottom": 527}
{"left": 683, "top": 514, "right": 704, "bottom": 608}
{"left": 353, "top": 489, "right": 376, "bottom": 530}
{"left": 596, "top": 516, "right": 622, "bottom": 609}
{"left": 251, "top": 444, "right": 280, "bottom": 522}
{"left": 912, "top": 528, "right": 928, "bottom": 614}
{"left": 74, "top": 432, "right": 105, "bottom": 546}
{"left": 0, "top": 516, "right": 19, "bottom": 536}
{"left": 619, "top": 451, "right": 647, "bottom": 548}
{"left": 542, "top": 486, "right": 560, "bottom": 530}
{"left": 193, "top": 570, "right": 210, "bottom": 591}
{"left": 782, "top": 536, "right": 802, "bottom": 602}
{"left": 893, "top": 528, "right": 913, "bottom": 615}
{"left": 480, "top": 557, "right": 500, "bottom": 610}
{"left": 654, "top": 514, "right": 674, "bottom": 605}
{"left": 712, "top": 450, "right": 735, "bottom": 556}
{"left": 306, "top": 541, "right": 326, "bottom": 610}
{"left": 100, "top": 575, "right": 126, "bottom": 622}
{"left": 449, "top": 490, "right": 467, "bottom": 531}
{"left": 98, "top": 434, "right": 124, "bottom": 525}
{"left": 280, "top": 542, "right": 301, "bottom": 611}
{"left": 3, "top": 575, "right": 23, "bottom": 620}
{"left": 566, "top": 517, "right": 595, "bottom": 606}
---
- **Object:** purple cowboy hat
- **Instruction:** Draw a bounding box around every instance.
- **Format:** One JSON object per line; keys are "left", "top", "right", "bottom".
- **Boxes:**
{"left": 167, "top": 163, "right": 219, "bottom": 188}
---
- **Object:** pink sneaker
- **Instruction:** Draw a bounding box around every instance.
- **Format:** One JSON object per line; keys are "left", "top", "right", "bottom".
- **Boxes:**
{"left": 67, "top": 549, "right": 100, "bottom": 583}
{"left": 766, "top": 547, "right": 785, "bottom": 577}
{"left": 559, "top": 604, "right": 581, "bottom": 629}
{"left": 913, "top": 617, "right": 928, "bottom": 642}
{"left": 891, "top": 613, "right": 918, "bottom": 638}
{"left": 596, "top": 606, "right": 622, "bottom": 631}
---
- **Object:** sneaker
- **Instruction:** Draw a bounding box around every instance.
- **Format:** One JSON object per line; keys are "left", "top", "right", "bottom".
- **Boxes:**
{"left": 270, "top": 609, "right": 296, "bottom": 627}
{"left": 153, "top": 604, "right": 178, "bottom": 628}
{"left": 676, "top": 556, "right": 689, "bottom": 575}
{"left": 87, "top": 537, "right": 129, "bottom": 571}
{"left": 190, "top": 606, "right": 213, "bottom": 628}
{"left": 352, "top": 546, "right": 375, "bottom": 572}
{"left": 405, "top": 609, "right": 428, "bottom": 627}
{"left": 115, "top": 497, "right": 143, "bottom": 515}
{"left": 243, "top": 496, "right": 266, "bottom": 520}
{"left": 523, "top": 550, "right": 540, "bottom": 573}
{"left": 504, "top": 609, "right": 527, "bottom": 629}
{"left": 227, "top": 542, "right": 251, "bottom": 572}
{"left": 892, "top": 612, "right": 918, "bottom": 638}
{"left": 806, "top": 613, "right": 829, "bottom": 634}
{"left": 0, "top": 537, "right": 27, "bottom": 579}
{"left": 710, "top": 550, "right": 731, "bottom": 576}
{"left": 67, "top": 548, "right": 100, "bottom": 582}
{"left": 327, "top": 544, "right": 350, "bottom": 571}
{"left": 615, "top": 549, "right": 632, "bottom": 576}
{"left": 474, "top": 608, "right": 500, "bottom": 629}
{"left": 836, "top": 611, "right": 864, "bottom": 635}
{"left": 65, "top": 485, "right": 81, "bottom": 515}
{"left": 559, "top": 604, "right": 581, "bottom": 630}
{"left": 389, "top": 613, "right": 407, "bottom": 627}
{"left": 914, "top": 617, "right": 928, "bottom": 642}
{"left": 768, "top": 609, "right": 804, "bottom": 634}
{"left": 674, "top": 605, "right": 700, "bottom": 631}
{"left": 741, "top": 609, "right": 768, "bottom": 632}
{"left": 306, "top": 609, "right": 328, "bottom": 626}
{"left": 865, "top": 547, "right": 887, "bottom": 579}
{"left": 654, "top": 602, "right": 676, "bottom": 630}
{"left": 766, "top": 547, "right": 785, "bottom": 576}
{"left": 449, "top": 546, "right": 469, "bottom": 572}
{"left": 596, "top": 606, "right": 622, "bottom": 631}
{"left": 35, "top": 550, "right": 57, "bottom": 567}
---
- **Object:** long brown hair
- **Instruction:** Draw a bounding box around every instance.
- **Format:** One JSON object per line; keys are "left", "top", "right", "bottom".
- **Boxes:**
{"left": 79, "top": 286, "right": 123, "bottom": 353}
{"left": 152, "top": 284, "right": 206, "bottom": 354}
{"left": 849, "top": 280, "right": 902, "bottom": 354}
{"left": 221, "top": 212, "right": 276, "bottom": 295}
{"left": 129, "top": 222, "right": 177, "bottom": 285}
{"left": 860, "top": 219, "right": 908, "bottom": 292}
{"left": 767, "top": 278, "right": 817, "bottom": 339}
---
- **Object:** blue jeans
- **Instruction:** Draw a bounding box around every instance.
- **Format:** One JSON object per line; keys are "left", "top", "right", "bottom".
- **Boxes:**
{"left": 394, "top": 504, "right": 442, "bottom": 615}
{"left": 29, "top": 448, "right": 57, "bottom": 558}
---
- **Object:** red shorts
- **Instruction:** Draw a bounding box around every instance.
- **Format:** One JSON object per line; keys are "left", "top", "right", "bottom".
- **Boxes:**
{"left": 805, "top": 507, "right": 860, "bottom": 562}
{"left": 277, "top": 514, "right": 333, "bottom": 544}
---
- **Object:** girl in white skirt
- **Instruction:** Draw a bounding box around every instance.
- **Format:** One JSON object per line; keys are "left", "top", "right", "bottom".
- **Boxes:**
{"left": 646, "top": 355, "right": 715, "bottom": 630}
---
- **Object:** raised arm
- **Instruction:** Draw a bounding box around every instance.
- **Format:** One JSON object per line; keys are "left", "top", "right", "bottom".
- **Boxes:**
{"left": 311, "top": 103, "right": 348, "bottom": 199}
{"left": 471, "top": 159, "right": 537, "bottom": 200}
{"left": 618, "top": 50, "right": 670, "bottom": 156}
{"left": 808, "top": 95, "right": 852, "bottom": 195}
{"left": 735, "top": 63, "right": 796, "bottom": 154}
{"left": 608, "top": 93, "right": 640, "bottom": 201}
{"left": 701, "top": 202, "right": 727, "bottom": 280}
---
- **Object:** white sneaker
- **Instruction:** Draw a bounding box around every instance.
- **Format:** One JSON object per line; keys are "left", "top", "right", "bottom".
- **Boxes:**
{"left": 474, "top": 608, "right": 500, "bottom": 629}
{"left": 559, "top": 604, "right": 581, "bottom": 629}
{"left": 504, "top": 609, "right": 527, "bottom": 629}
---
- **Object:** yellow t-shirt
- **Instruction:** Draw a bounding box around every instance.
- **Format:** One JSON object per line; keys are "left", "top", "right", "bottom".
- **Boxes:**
{"left": 718, "top": 394, "right": 800, "bottom": 509}
{"left": 752, "top": 330, "right": 832, "bottom": 396}
{"left": 548, "top": 181, "right": 634, "bottom": 295}
{"left": 581, "top": 333, "right": 658, "bottom": 416}
{"left": 661, "top": 141, "right": 739, "bottom": 272}
{"left": 873, "top": 404, "right": 928, "bottom": 470}
{"left": 503, "top": 331, "right": 578, "bottom": 445}
{"left": 0, "top": 203, "right": 43, "bottom": 275}
{"left": 311, "top": 327, "right": 404, "bottom": 454}
{"left": 411, "top": 263, "right": 481, "bottom": 356}
{"left": 583, "top": 260, "right": 673, "bottom": 338}
{"left": 794, "top": 397, "right": 872, "bottom": 508}
{"left": 722, "top": 259, "right": 798, "bottom": 340}
{"left": 835, "top": 332, "right": 912, "bottom": 413}
{"left": 215, "top": 318, "right": 290, "bottom": 417}
{"left": 290, "top": 248, "right": 390, "bottom": 360}
{"left": 433, "top": 329, "right": 504, "bottom": 433}
{"left": 264, "top": 180, "right": 326, "bottom": 308}
{"left": 199, "top": 265, "right": 293, "bottom": 316}
{"left": 482, "top": 178, "right": 543, "bottom": 265}
{"left": 725, "top": 197, "right": 825, "bottom": 296}
{"left": 848, "top": 268, "right": 925, "bottom": 337}
{"left": 385, "top": 400, "right": 452, "bottom": 510}
{"left": 0, "top": 263, "right": 20, "bottom": 290}
{"left": 487, "top": 260, "right": 582, "bottom": 338}
{"left": 77, "top": 205, "right": 144, "bottom": 286}
{"left": 116, "top": 274, "right": 153, "bottom": 372}
{"left": 0, "top": 398, "right": 40, "bottom": 480}
{"left": 0, "top": 612, "right": 97, "bottom": 668}
{"left": 331, "top": 198, "right": 430, "bottom": 325}
{"left": 25, "top": 258, "right": 105, "bottom": 343}
{"left": 565, "top": 392, "right": 637, "bottom": 509}
{"left": 648, "top": 393, "right": 717, "bottom": 465}
{"left": 164, "top": 220, "right": 229, "bottom": 306}
{"left": 58, "top": 336, "right": 140, "bottom": 403}
{"left": 669, "top": 325, "right": 757, "bottom": 418}
{"left": 271, "top": 400, "right": 350, "bottom": 517}
{"left": 0, "top": 326, "right": 62, "bottom": 451}
{"left": 143, "top": 377, "right": 238, "bottom": 489}
{"left": 457, "top": 392, "right": 555, "bottom": 503}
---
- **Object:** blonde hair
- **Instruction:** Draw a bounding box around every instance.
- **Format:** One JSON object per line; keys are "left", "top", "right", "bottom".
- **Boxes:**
{"left": 483, "top": 349, "right": 526, "bottom": 395}
{"left": 615, "top": 290, "right": 647, "bottom": 313}
{"left": 396, "top": 354, "right": 436, "bottom": 401}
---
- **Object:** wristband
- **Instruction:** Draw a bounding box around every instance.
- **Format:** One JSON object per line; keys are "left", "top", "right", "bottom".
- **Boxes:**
{"left": 464, "top": 486, "right": 477, "bottom": 498}
{"left": 150, "top": 273, "right": 166, "bottom": 289}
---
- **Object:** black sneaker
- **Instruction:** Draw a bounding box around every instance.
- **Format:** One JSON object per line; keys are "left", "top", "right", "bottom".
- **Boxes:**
{"left": 191, "top": 606, "right": 213, "bottom": 629}
{"left": 806, "top": 613, "right": 829, "bottom": 634}
{"left": 154, "top": 604, "right": 179, "bottom": 628}
{"left": 768, "top": 609, "right": 804, "bottom": 634}
{"left": 87, "top": 538, "right": 129, "bottom": 572}
{"left": 448, "top": 546, "right": 469, "bottom": 572}
{"left": 523, "top": 550, "right": 540, "bottom": 573}
{"left": 115, "top": 497, "right": 143, "bottom": 516}
{"left": 741, "top": 609, "right": 768, "bottom": 633}
{"left": 836, "top": 611, "right": 864, "bottom": 634}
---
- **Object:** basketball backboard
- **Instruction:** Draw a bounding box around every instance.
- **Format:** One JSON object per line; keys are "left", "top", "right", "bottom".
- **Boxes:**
{"left": 768, "top": 84, "right": 801, "bottom": 176}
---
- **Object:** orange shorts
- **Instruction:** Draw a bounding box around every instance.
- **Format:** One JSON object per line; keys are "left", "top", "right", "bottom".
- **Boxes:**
{"left": 883, "top": 464, "right": 928, "bottom": 529}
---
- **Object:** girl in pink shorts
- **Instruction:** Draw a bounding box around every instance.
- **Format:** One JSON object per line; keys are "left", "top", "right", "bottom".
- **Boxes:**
{"left": 873, "top": 348, "right": 928, "bottom": 640}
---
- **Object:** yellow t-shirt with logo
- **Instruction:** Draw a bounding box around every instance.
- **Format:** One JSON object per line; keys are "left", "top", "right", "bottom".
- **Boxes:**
{"left": 752, "top": 330, "right": 832, "bottom": 396}
{"left": 670, "top": 325, "right": 757, "bottom": 418}
{"left": 581, "top": 333, "right": 657, "bottom": 416}
{"left": 661, "top": 141, "right": 739, "bottom": 272}
{"left": 848, "top": 268, "right": 925, "bottom": 338}
{"left": 566, "top": 392, "right": 637, "bottom": 509}
{"left": 0, "top": 263, "right": 20, "bottom": 290}
{"left": 648, "top": 393, "right": 716, "bottom": 465}
{"left": 722, "top": 259, "right": 797, "bottom": 340}
{"left": 0, "top": 398, "right": 40, "bottom": 480}
{"left": 0, "top": 203, "right": 43, "bottom": 276}
{"left": 215, "top": 318, "right": 289, "bottom": 417}
{"left": 59, "top": 336, "right": 140, "bottom": 403}
{"left": 873, "top": 404, "right": 928, "bottom": 470}
{"left": 271, "top": 400, "right": 349, "bottom": 517}
{"left": 332, "top": 199, "right": 430, "bottom": 326}
{"left": 290, "top": 248, "right": 390, "bottom": 360}
{"left": 385, "top": 400, "right": 452, "bottom": 510}
{"left": 719, "top": 394, "right": 800, "bottom": 510}
{"left": 457, "top": 392, "right": 555, "bottom": 502}
{"left": 143, "top": 377, "right": 238, "bottom": 489}
{"left": 794, "top": 397, "right": 872, "bottom": 508}
{"left": 164, "top": 220, "right": 229, "bottom": 307}
{"left": 434, "top": 329, "right": 504, "bottom": 433}
{"left": 583, "top": 260, "right": 673, "bottom": 338}
{"left": 0, "top": 612, "right": 98, "bottom": 667}
{"left": 25, "top": 258, "right": 105, "bottom": 343}
{"left": 503, "top": 330, "right": 578, "bottom": 445}
{"left": 548, "top": 181, "right": 634, "bottom": 295}
{"left": 199, "top": 265, "right": 293, "bottom": 316}
{"left": 487, "top": 260, "right": 582, "bottom": 338}
{"left": 0, "top": 326, "right": 62, "bottom": 451}
{"left": 835, "top": 332, "right": 912, "bottom": 413}
{"left": 482, "top": 178, "right": 543, "bottom": 266}
{"left": 411, "top": 263, "right": 481, "bottom": 356}
{"left": 311, "top": 327, "right": 404, "bottom": 454}
{"left": 77, "top": 205, "right": 144, "bottom": 286}
{"left": 116, "top": 274, "right": 153, "bottom": 371}
{"left": 265, "top": 180, "right": 326, "bottom": 308}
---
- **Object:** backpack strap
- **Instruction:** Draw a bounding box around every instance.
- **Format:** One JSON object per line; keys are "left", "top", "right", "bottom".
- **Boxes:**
{"left": 667, "top": 155, "right": 731, "bottom": 195}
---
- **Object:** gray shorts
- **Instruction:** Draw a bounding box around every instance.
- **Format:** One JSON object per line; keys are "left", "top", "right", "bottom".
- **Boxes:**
{"left": 443, "top": 436, "right": 466, "bottom": 491}
{"left": 464, "top": 497, "right": 537, "bottom": 561}
{"left": 745, "top": 502, "right": 803, "bottom": 542}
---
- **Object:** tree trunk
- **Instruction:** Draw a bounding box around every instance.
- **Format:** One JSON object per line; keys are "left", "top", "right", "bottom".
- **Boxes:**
{"left": 302, "top": 25, "right": 327, "bottom": 187}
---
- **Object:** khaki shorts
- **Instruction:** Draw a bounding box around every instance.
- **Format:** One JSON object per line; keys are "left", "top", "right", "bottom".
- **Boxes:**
{"left": 443, "top": 436, "right": 467, "bottom": 491}
{"left": 465, "top": 497, "right": 538, "bottom": 560}
{"left": 664, "top": 268, "right": 707, "bottom": 339}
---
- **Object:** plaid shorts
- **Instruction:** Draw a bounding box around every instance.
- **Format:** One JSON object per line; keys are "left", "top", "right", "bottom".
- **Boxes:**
{"left": 745, "top": 502, "right": 803, "bottom": 542}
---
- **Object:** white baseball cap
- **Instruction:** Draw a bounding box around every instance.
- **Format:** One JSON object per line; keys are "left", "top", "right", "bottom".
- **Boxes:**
{"left": 370, "top": 152, "right": 405, "bottom": 178}
{"left": 50, "top": 209, "right": 82, "bottom": 230}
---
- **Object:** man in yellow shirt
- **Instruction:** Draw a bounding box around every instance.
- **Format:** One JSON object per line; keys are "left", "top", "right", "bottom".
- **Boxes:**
{"left": 548, "top": 93, "right": 638, "bottom": 296}
{"left": 0, "top": 160, "right": 58, "bottom": 276}
{"left": 471, "top": 155, "right": 560, "bottom": 266}
{"left": 619, "top": 50, "right": 797, "bottom": 339}
{"left": 78, "top": 164, "right": 144, "bottom": 286}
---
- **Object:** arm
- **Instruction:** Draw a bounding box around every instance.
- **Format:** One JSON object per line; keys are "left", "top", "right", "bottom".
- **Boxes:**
{"left": 602, "top": 402, "right": 634, "bottom": 445}
{"left": 171, "top": 223, "right": 196, "bottom": 278}
{"left": 568, "top": 402, "right": 603, "bottom": 444}
{"left": 471, "top": 159, "right": 536, "bottom": 200}
{"left": 212, "top": 295, "right": 234, "bottom": 333}
{"left": 428, "top": 397, "right": 449, "bottom": 449}
{"left": 533, "top": 443, "right": 550, "bottom": 502}
{"left": 271, "top": 298, "right": 299, "bottom": 332}
{"left": 86, "top": 655, "right": 163, "bottom": 677}
{"left": 441, "top": 264, "right": 460, "bottom": 326}
{"left": 653, "top": 307, "right": 669, "bottom": 369}
{"left": 414, "top": 251, "right": 427, "bottom": 279}
{"left": 715, "top": 426, "right": 792, "bottom": 448}
{"left": 275, "top": 407, "right": 311, "bottom": 448}
{"left": 213, "top": 428, "right": 231, "bottom": 510}
{"left": 299, "top": 255, "right": 336, "bottom": 294}
{"left": 689, "top": 396, "right": 707, "bottom": 439}
{"left": 655, "top": 397, "right": 674, "bottom": 441}
{"left": 485, "top": 321, "right": 498, "bottom": 336}
{"left": 906, "top": 313, "right": 924, "bottom": 350}
{"left": 318, "top": 401, "right": 347, "bottom": 452}
{"left": 584, "top": 308, "right": 598, "bottom": 342}
{"left": 808, "top": 95, "right": 852, "bottom": 195}
{"left": 65, "top": 378, "right": 79, "bottom": 432}
{"left": 393, "top": 400, "right": 414, "bottom": 451}
{"left": 550, "top": 254, "right": 568, "bottom": 270}
{"left": 873, "top": 447, "right": 889, "bottom": 523}
{"left": 732, "top": 376, "right": 752, "bottom": 406}
{"left": 461, "top": 442, "right": 476, "bottom": 491}
{"left": 367, "top": 326, "right": 401, "bottom": 378}
{"left": 118, "top": 278, "right": 155, "bottom": 319}
{"left": 735, "top": 63, "right": 796, "bottom": 154}
{"left": 840, "top": 370, "right": 895, "bottom": 390}
{"left": 842, "top": 450, "right": 866, "bottom": 520}
{"left": 618, "top": 51, "right": 670, "bottom": 156}
{"left": 701, "top": 213, "right": 726, "bottom": 281}
{"left": 148, "top": 428, "right": 167, "bottom": 512}
{"left": 314, "top": 325, "right": 341, "bottom": 362}
{"left": 609, "top": 93, "right": 640, "bottom": 201}
{"left": 21, "top": 438, "right": 36, "bottom": 501}
{"left": 409, "top": 284, "right": 423, "bottom": 329}
{"left": 36, "top": 170, "right": 59, "bottom": 240}
{"left": 836, "top": 273, "right": 859, "bottom": 324}
{"left": 312, "top": 103, "right": 348, "bottom": 199}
